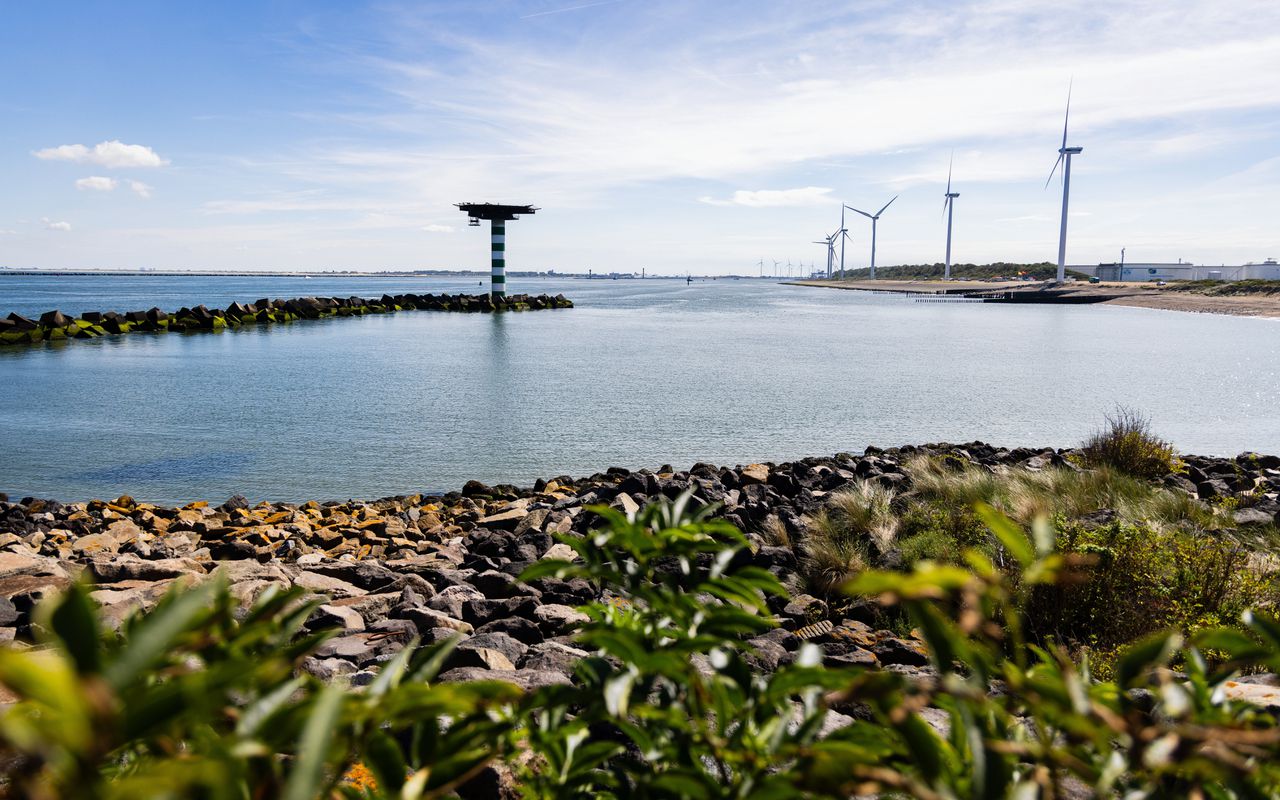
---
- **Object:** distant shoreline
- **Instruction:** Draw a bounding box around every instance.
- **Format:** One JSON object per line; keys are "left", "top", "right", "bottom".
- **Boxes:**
{"left": 792, "top": 279, "right": 1280, "bottom": 319}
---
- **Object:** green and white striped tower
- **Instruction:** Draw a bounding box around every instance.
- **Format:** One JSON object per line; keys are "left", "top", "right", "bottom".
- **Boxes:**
{"left": 490, "top": 219, "right": 505, "bottom": 299}
{"left": 456, "top": 202, "right": 538, "bottom": 300}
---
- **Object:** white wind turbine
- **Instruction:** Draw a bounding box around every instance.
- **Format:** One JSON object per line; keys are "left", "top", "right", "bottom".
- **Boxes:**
{"left": 812, "top": 230, "right": 840, "bottom": 277}
{"left": 942, "top": 153, "right": 959, "bottom": 281}
{"left": 838, "top": 205, "right": 848, "bottom": 279}
{"left": 846, "top": 196, "right": 898, "bottom": 279}
{"left": 1046, "top": 82, "right": 1083, "bottom": 284}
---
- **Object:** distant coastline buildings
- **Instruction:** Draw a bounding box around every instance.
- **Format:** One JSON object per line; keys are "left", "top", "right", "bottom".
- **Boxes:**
{"left": 1073, "top": 259, "right": 1280, "bottom": 282}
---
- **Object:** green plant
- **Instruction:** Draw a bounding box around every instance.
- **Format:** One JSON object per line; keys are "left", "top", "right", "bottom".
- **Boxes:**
{"left": 1079, "top": 407, "right": 1182, "bottom": 479}
{"left": 518, "top": 493, "right": 853, "bottom": 798}
{"left": 0, "top": 577, "right": 521, "bottom": 800}
{"left": 7, "top": 495, "right": 1280, "bottom": 799}
{"left": 800, "top": 481, "right": 899, "bottom": 594}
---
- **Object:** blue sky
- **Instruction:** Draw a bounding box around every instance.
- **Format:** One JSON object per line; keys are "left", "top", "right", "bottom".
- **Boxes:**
{"left": 3, "top": 0, "right": 1279, "bottom": 274}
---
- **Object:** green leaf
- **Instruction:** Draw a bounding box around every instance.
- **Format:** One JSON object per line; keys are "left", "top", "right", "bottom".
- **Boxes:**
{"left": 975, "top": 503, "right": 1034, "bottom": 567}
{"left": 283, "top": 682, "right": 346, "bottom": 800}
{"left": 364, "top": 728, "right": 408, "bottom": 794}
{"left": 604, "top": 670, "right": 635, "bottom": 717}
{"left": 103, "top": 577, "right": 222, "bottom": 691}
{"left": 236, "top": 676, "right": 307, "bottom": 738}
{"left": 46, "top": 582, "right": 102, "bottom": 675}
{"left": 366, "top": 638, "right": 418, "bottom": 698}
{"left": 1115, "top": 630, "right": 1182, "bottom": 689}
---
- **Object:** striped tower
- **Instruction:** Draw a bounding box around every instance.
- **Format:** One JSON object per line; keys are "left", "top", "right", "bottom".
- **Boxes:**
{"left": 490, "top": 219, "right": 506, "bottom": 300}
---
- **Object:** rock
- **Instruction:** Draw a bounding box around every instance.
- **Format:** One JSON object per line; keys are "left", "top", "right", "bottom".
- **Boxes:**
{"left": 532, "top": 603, "right": 589, "bottom": 635}
{"left": 0, "top": 596, "right": 18, "bottom": 626}
{"left": 0, "top": 552, "right": 66, "bottom": 580}
{"left": 428, "top": 584, "right": 486, "bottom": 619}
{"left": 825, "top": 648, "right": 880, "bottom": 669}
{"left": 89, "top": 555, "right": 206, "bottom": 583}
{"left": 475, "top": 616, "right": 545, "bottom": 645}
{"left": 1234, "top": 508, "right": 1276, "bottom": 527}
{"left": 291, "top": 570, "right": 367, "bottom": 599}
{"left": 745, "top": 638, "right": 792, "bottom": 672}
{"left": 314, "top": 633, "right": 385, "bottom": 664}
{"left": 739, "top": 464, "right": 770, "bottom": 485}
{"left": 872, "top": 637, "right": 930, "bottom": 667}
{"left": 542, "top": 542, "right": 577, "bottom": 561}
{"left": 446, "top": 646, "right": 516, "bottom": 672}
{"left": 460, "top": 631, "right": 528, "bottom": 666}
{"left": 400, "top": 606, "right": 473, "bottom": 635}
{"left": 1197, "top": 479, "right": 1232, "bottom": 500}
{"left": 308, "top": 603, "right": 366, "bottom": 632}
{"left": 781, "top": 594, "right": 828, "bottom": 626}
{"left": 476, "top": 509, "right": 526, "bottom": 531}
{"left": 468, "top": 569, "right": 534, "bottom": 599}
{"left": 461, "top": 597, "right": 539, "bottom": 627}
{"left": 302, "top": 657, "right": 357, "bottom": 681}
{"left": 519, "top": 640, "right": 589, "bottom": 674}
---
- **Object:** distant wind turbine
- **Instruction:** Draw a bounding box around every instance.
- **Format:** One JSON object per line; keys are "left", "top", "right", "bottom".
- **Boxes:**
{"left": 846, "top": 196, "right": 898, "bottom": 279}
{"left": 772, "top": 259, "right": 781, "bottom": 278}
{"left": 1046, "top": 82, "right": 1083, "bottom": 284}
{"left": 812, "top": 230, "right": 839, "bottom": 278}
{"left": 943, "top": 153, "right": 959, "bottom": 281}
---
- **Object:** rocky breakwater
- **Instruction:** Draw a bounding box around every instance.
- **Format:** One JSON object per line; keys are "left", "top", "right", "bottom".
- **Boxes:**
{"left": 1, "top": 443, "right": 1278, "bottom": 689}
{"left": 0, "top": 291, "right": 574, "bottom": 346}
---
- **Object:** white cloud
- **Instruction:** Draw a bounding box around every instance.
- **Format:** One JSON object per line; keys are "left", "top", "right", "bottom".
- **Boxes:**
{"left": 41, "top": 217, "right": 72, "bottom": 232}
{"left": 422, "top": 224, "right": 455, "bottom": 232}
{"left": 698, "top": 187, "right": 837, "bottom": 208}
{"left": 129, "top": 180, "right": 152, "bottom": 198}
{"left": 33, "top": 140, "right": 168, "bottom": 168}
{"left": 75, "top": 176, "right": 118, "bottom": 192}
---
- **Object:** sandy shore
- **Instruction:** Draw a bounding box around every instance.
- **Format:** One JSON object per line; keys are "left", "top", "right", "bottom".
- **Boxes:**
{"left": 792, "top": 280, "right": 1280, "bottom": 319}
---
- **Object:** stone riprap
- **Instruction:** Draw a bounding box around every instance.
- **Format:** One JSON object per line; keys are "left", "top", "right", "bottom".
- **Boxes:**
{"left": 1, "top": 443, "right": 1277, "bottom": 688}
{"left": 0, "top": 291, "right": 574, "bottom": 346}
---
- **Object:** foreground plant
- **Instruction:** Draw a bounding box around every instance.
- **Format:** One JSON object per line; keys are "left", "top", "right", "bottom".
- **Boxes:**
{"left": 4, "top": 495, "right": 1280, "bottom": 798}
{"left": 0, "top": 578, "right": 520, "bottom": 799}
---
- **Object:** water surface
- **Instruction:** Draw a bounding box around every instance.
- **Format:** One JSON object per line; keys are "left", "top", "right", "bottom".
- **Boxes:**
{"left": 2, "top": 274, "right": 1276, "bottom": 503}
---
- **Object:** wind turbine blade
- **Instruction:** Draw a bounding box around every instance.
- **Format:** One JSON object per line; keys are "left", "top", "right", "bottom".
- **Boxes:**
{"left": 942, "top": 194, "right": 950, "bottom": 218}
{"left": 946, "top": 151, "right": 953, "bottom": 195}
{"left": 848, "top": 206, "right": 873, "bottom": 219}
{"left": 877, "top": 195, "right": 898, "bottom": 216}
{"left": 1044, "top": 153, "right": 1064, "bottom": 189}
{"left": 1061, "top": 78, "right": 1073, "bottom": 151}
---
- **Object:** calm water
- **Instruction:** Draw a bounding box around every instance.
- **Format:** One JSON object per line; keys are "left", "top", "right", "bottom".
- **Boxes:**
{"left": 2, "top": 273, "right": 1277, "bottom": 503}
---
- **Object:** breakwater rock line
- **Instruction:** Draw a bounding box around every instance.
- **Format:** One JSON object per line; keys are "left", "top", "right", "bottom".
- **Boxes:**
{"left": 1, "top": 443, "right": 1277, "bottom": 688}
{"left": 0, "top": 291, "right": 575, "bottom": 346}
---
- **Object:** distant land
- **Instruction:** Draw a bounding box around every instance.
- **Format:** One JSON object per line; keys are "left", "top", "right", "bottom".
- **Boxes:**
{"left": 0, "top": 267, "right": 760, "bottom": 280}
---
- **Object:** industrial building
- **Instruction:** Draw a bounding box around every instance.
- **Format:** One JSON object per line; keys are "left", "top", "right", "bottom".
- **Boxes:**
{"left": 1074, "top": 259, "right": 1279, "bottom": 282}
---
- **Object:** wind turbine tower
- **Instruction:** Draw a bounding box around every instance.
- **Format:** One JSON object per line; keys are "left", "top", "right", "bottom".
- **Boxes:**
{"left": 1046, "top": 83, "right": 1083, "bottom": 284}
{"left": 847, "top": 196, "right": 898, "bottom": 279}
{"left": 943, "top": 153, "right": 959, "bottom": 281}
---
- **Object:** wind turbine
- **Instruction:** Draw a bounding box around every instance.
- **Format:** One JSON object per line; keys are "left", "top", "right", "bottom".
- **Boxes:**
{"left": 772, "top": 259, "right": 781, "bottom": 278}
{"left": 1046, "top": 82, "right": 1082, "bottom": 284}
{"left": 834, "top": 206, "right": 852, "bottom": 280}
{"left": 846, "top": 196, "right": 898, "bottom": 279}
{"left": 942, "top": 153, "right": 959, "bottom": 281}
{"left": 812, "top": 230, "right": 839, "bottom": 278}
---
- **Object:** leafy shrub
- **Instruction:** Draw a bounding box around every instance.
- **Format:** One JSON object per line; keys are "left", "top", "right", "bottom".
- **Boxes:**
{"left": 1079, "top": 407, "right": 1181, "bottom": 479}
{"left": 5, "top": 495, "right": 1280, "bottom": 798}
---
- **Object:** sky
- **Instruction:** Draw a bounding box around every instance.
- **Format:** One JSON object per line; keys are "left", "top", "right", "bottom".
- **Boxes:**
{"left": 2, "top": 0, "right": 1279, "bottom": 275}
